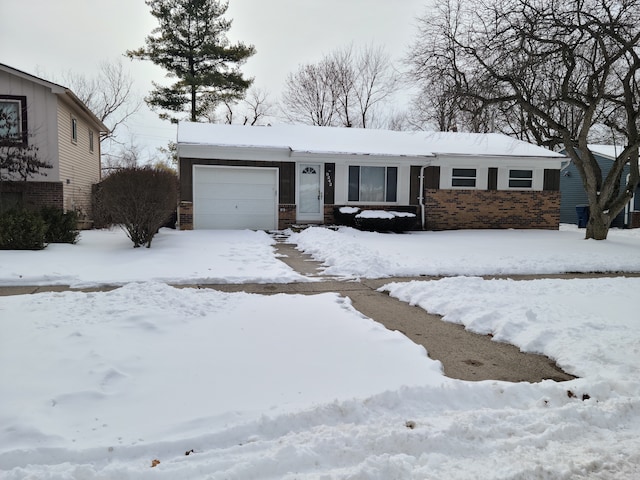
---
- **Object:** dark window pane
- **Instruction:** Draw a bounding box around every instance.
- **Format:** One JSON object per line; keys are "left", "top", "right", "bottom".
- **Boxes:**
{"left": 348, "top": 166, "right": 360, "bottom": 201}
{"left": 452, "top": 178, "right": 477, "bottom": 187}
{"left": 509, "top": 179, "right": 532, "bottom": 188}
{"left": 386, "top": 167, "right": 397, "bottom": 202}
{"left": 510, "top": 169, "right": 533, "bottom": 179}
{"left": 452, "top": 168, "right": 476, "bottom": 177}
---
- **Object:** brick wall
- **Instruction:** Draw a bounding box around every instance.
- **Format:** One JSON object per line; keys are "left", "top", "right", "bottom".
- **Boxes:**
{"left": 0, "top": 181, "right": 63, "bottom": 210}
{"left": 630, "top": 211, "right": 640, "bottom": 229}
{"left": 278, "top": 204, "right": 296, "bottom": 230}
{"left": 424, "top": 189, "right": 560, "bottom": 230}
{"left": 178, "top": 201, "right": 193, "bottom": 230}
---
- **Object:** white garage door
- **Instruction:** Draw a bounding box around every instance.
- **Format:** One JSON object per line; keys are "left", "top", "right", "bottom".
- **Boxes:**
{"left": 193, "top": 166, "right": 278, "bottom": 230}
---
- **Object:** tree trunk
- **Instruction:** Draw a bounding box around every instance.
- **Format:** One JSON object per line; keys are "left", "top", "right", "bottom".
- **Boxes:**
{"left": 585, "top": 209, "right": 610, "bottom": 240}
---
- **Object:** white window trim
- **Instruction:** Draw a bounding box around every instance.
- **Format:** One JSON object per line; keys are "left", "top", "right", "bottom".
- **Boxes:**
{"left": 440, "top": 166, "right": 488, "bottom": 190}
{"left": 497, "top": 168, "right": 544, "bottom": 191}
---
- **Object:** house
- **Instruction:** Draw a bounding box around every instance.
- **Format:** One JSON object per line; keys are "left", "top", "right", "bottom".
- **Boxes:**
{"left": 0, "top": 63, "right": 108, "bottom": 227}
{"left": 560, "top": 145, "right": 640, "bottom": 228}
{"left": 176, "top": 123, "right": 566, "bottom": 231}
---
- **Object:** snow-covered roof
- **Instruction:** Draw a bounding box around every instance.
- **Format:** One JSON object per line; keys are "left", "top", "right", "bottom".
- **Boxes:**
{"left": 588, "top": 144, "right": 624, "bottom": 160}
{"left": 178, "top": 122, "right": 564, "bottom": 158}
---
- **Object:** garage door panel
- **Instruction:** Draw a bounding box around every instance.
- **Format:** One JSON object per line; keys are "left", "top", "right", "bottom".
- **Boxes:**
{"left": 197, "top": 213, "right": 275, "bottom": 230}
{"left": 194, "top": 169, "right": 275, "bottom": 186}
{"left": 196, "top": 198, "right": 277, "bottom": 215}
{"left": 193, "top": 166, "right": 278, "bottom": 230}
{"left": 196, "top": 183, "right": 275, "bottom": 200}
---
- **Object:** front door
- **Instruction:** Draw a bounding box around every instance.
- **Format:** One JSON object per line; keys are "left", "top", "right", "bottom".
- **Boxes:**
{"left": 297, "top": 163, "right": 323, "bottom": 222}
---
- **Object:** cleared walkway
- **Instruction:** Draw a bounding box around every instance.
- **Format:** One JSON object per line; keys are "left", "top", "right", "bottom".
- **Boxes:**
{"left": 244, "top": 241, "right": 575, "bottom": 383}
{"left": 0, "top": 239, "right": 576, "bottom": 383}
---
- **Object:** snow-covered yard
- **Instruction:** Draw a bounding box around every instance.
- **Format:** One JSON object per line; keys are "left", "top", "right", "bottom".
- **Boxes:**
{"left": 1, "top": 226, "right": 640, "bottom": 479}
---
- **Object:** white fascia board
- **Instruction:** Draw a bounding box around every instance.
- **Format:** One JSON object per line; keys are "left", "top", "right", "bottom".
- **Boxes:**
{"left": 432, "top": 154, "right": 565, "bottom": 169}
{"left": 291, "top": 151, "right": 433, "bottom": 165}
{"left": 178, "top": 144, "right": 293, "bottom": 161}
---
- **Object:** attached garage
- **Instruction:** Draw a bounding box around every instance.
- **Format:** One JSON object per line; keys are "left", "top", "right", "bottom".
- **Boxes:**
{"left": 192, "top": 165, "right": 278, "bottom": 230}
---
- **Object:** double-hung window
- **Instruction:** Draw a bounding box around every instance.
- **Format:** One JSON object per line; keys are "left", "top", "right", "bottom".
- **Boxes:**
{"left": 0, "top": 95, "right": 27, "bottom": 145}
{"left": 348, "top": 166, "right": 397, "bottom": 202}
{"left": 451, "top": 168, "right": 477, "bottom": 187}
{"left": 509, "top": 169, "right": 533, "bottom": 188}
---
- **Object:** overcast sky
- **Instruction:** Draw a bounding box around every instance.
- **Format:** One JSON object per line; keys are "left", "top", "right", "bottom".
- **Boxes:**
{"left": 1, "top": 0, "right": 427, "bottom": 159}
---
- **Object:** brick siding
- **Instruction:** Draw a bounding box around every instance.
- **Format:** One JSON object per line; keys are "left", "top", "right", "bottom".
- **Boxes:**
{"left": 178, "top": 201, "right": 193, "bottom": 230}
{"left": 424, "top": 189, "right": 560, "bottom": 230}
{"left": 278, "top": 204, "right": 296, "bottom": 230}
{"left": 0, "top": 181, "right": 63, "bottom": 210}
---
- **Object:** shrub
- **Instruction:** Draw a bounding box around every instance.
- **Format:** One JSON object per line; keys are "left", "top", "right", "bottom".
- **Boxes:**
{"left": 0, "top": 209, "right": 46, "bottom": 250}
{"left": 333, "top": 206, "right": 361, "bottom": 227}
{"left": 40, "top": 207, "right": 79, "bottom": 244}
{"left": 97, "top": 166, "right": 178, "bottom": 248}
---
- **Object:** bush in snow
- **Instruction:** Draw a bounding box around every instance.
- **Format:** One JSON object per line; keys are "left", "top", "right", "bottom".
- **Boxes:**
{"left": 40, "top": 207, "right": 79, "bottom": 244}
{"left": 96, "top": 167, "right": 178, "bottom": 248}
{"left": 354, "top": 210, "right": 417, "bottom": 233}
{"left": 334, "top": 206, "right": 361, "bottom": 226}
{"left": 0, "top": 209, "right": 47, "bottom": 250}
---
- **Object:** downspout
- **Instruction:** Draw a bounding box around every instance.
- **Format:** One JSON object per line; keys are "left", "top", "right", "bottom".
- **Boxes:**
{"left": 419, "top": 165, "right": 427, "bottom": 230}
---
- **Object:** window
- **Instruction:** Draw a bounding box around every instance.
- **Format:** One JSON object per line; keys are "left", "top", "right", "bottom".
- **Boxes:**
{"left": 348, "top": 166, "right": 397, "bottom": 202}
{"left": 0, "top": 95, "right": 27, "bottom": 145}
{"left": 89, "top": 130, "right": 94, "bottom": 152}
{"left": 509, "top": 169, "right": 533, "bottom": 188}
{"left": 451, "top": 168, "right": 477, "bottom": 187}
{"left": 71, "top": 118, "right": 78, "bottom": 143}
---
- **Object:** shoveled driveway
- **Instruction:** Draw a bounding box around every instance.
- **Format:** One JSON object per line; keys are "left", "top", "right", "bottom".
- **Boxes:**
{"left": 0, "top": 240, "right": 576, "bottom": 383}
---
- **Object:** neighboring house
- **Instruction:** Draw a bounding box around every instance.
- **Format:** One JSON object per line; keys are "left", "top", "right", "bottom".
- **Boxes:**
{"left": 560, "top": 145, "right": 640, "bottom": 228}
{"left": 176, "top": 123, "right": 566, "bottom": 231}
{"left": 0, "top": 63, "right": 108, "bottom": 227}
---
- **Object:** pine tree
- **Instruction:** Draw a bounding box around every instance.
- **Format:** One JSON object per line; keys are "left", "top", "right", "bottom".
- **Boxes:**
{"left": 127, "top": 0, "right": 255, "bottom": 123}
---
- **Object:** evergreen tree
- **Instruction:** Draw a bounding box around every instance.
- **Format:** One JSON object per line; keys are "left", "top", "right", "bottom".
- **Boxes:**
{"left": 127, "top": 0, "right": 255, "bottom": 123}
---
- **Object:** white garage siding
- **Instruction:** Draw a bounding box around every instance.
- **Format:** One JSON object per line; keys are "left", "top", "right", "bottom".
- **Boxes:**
{"left": 193, "top": 165, "right": 278, "bottom": 230}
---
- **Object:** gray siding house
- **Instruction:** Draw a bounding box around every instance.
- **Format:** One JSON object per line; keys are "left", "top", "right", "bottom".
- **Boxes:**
{"left": 560, "top": 145, "right": 640, "bottom": 228}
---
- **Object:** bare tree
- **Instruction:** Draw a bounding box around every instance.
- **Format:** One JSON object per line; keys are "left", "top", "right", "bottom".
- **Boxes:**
{"left": 61, "top": 59, "right": 141, "bottom": 143}
{"left": 101, "top": 140, "right": 142, "bottom": 175}
{"left": 408, "top": 0, "right": 640, "bottom": 240}
{"left": 205, "top": 87, "right": 275, "bottom": 125}
{"left": 281, "top": 44, "right": 400, "bottom": 128}
{"left": 0, "top": 109, "right": 51, "bottom": 182}
{"left": 281, "top": 60, "right": 339, "bottom": 126}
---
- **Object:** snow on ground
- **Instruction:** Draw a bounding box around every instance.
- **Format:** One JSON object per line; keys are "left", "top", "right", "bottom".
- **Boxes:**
{"left": 0, "top": 228, "right": 307, "bottom": 287}
{"left": 288, "top": 224, "right": 640, "bottom": 277}
{"left": 1, "top": 226, "right": 640, "bottom": 478}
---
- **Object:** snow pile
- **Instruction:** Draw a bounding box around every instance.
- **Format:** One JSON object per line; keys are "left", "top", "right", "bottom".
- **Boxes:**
{"left": 0, "top": 228, "right": 307, "bottom": 287}
{"left": 383, "top": 276, "right": 640, "bottom": 381}
{"left": 289, "top": 225, "right": 640, "bottom": 277}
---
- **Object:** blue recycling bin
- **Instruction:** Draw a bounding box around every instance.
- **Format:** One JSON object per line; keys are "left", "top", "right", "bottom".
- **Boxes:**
{"left": 576, "top": 205, "right": 590, "bottom": 228}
